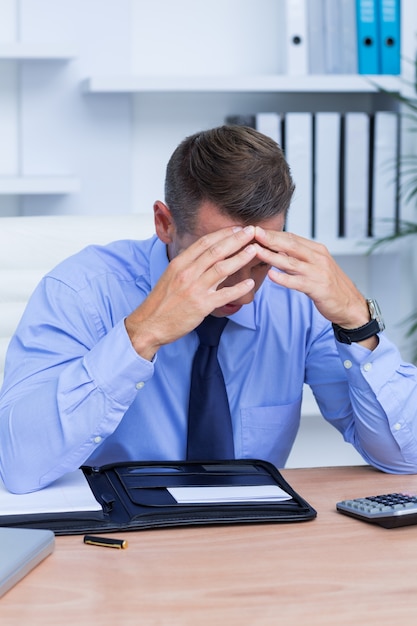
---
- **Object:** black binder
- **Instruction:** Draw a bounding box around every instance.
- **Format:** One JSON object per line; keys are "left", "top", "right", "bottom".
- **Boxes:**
{"left": 1, "top": 460, "right": 317, "bottom": 535}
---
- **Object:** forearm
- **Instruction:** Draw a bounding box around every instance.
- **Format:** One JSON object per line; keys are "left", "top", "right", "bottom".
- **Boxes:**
{"left": 331, "top": 337, "right": 417, "bottom": 473}
{"left": 0, "top": 321, "right": 154, "bottom": 493}
{"left": 0, "top": 376, "right": 115, "bottom": 493}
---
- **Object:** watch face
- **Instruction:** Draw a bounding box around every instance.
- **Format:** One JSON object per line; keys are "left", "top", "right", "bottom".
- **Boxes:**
{"left": 367, "top": 299, "right": 385, "bottom": 332}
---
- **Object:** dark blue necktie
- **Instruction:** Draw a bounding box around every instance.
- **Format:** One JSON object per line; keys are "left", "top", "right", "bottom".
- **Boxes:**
{"left": 187, "top": 315, "right": 235, "bottom": 460}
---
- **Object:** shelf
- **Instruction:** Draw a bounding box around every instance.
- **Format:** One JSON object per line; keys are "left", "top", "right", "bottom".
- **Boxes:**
{"left": 0, "top": 177, "right": 80, "bottom": 195}
{"left": 0, "top": 43, "right": 76, "bottom": 60}
{"left": 320, "top": 238, "right": 375, "bottom": 256}
{"left": 84, "top": 74, "right": 403, "bottom": 94}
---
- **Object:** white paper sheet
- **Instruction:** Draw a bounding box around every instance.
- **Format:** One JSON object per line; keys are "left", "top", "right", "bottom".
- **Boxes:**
{"left": 0, "top": 470, "right": 102, "bottom": 515}
{"left": 167, "top": 484, "right": 292, "bottom": 504}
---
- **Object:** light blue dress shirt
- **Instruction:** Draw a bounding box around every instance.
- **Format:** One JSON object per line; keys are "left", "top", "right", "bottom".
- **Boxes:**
{"left": 1, "top": 235, "right": 417, "bottom": 493}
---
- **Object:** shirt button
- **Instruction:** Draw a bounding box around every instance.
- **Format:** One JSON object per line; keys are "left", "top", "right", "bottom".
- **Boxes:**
{"left": 393, "top": 423, "right": 402, "bottom": 431}
{"left": 363, "top": 363, "right": 372, "bottom": 372}
{"left": 93, "top": 436, "right": 102, "bottom": 444}
{"left": 135, "top": 382, "right": 145, "bottom": 390}
{"left": 343, "top": 360, "right": 353, "bottom": 369}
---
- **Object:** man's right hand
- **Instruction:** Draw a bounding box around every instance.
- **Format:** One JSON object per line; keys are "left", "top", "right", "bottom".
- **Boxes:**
{"left": 125, "top": 225, "right": 256, "bottom": 361}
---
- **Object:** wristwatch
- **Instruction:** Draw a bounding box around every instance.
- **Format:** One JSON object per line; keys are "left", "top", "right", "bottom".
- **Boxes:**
{"left": 332, "top": 299, "right": 385, "bottom": 344}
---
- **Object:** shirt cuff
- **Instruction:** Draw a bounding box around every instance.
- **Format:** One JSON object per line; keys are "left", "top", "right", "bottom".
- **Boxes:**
{"left": 83, "top": 318, "right": 155, "bottom": 404}
{"left": 334, "top": 333, "right": 403, "bottom": 394}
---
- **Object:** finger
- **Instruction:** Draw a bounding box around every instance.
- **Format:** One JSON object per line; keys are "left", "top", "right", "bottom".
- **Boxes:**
{"left": 209, "top": 277, "right": 255, "bottom": 309}
{"left": 254, "top": 226, "right": 322, "bottom": 260}
{"left": 181, "top": 225, "right": 255, "bottom": 267}
{"left": 204, "top": 243, "right": 258, "bottom": 291}
{"left": 254, "top": 226, "right": 333, "bottom": 277}
{"left": 172, "top": 225, "right": 257, "bottom": 290}
{"left": 253, "top": 242, "right": 307, "bottom": 276}
{"left": 266, "top": 266, "right": 311, "bottom": 293}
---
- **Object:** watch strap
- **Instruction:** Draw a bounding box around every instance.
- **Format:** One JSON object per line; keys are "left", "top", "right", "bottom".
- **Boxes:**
{"left": 332, "top": 318, "right": 381, "bottom": 344}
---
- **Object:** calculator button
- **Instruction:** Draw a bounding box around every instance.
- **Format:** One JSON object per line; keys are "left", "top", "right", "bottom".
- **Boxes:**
{"left": 342, "top": 500, "right": 357, "bottom": 508}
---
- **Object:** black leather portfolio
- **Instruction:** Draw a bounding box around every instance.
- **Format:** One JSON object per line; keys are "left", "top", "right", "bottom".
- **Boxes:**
{"left": 0, "top": 460, "right": 317, "bottom": 535}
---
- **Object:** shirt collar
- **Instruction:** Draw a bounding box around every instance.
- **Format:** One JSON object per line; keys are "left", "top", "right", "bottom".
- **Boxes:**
{"left": 149, "top": 236, "right": 256, "bottom": 331}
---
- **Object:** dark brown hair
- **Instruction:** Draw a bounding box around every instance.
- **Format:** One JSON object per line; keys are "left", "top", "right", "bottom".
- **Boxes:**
{"left": 164, "top": 125, "right": 295, "bottom": 234}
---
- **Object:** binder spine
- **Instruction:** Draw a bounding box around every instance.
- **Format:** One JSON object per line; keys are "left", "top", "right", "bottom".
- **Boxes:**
{"left": 377, "top": 0, "right": 401, "bottom": 74}
{"left": 285, "top": 0, "right": 309, "bottom": 75}
{"left": 356, "top": 0, "right": 380, "bottom": 74}
{"left": 284, "top": 112, "right": 314, "bottom": 238}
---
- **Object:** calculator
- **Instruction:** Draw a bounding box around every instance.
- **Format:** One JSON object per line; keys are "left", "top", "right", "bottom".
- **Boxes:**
{"left": 336, "top": 493, "right": 417, "bottom": 528}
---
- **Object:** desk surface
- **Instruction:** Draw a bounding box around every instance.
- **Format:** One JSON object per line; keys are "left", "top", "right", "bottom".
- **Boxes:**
{"left": 2, "top": 465, "right": 417, "bottom": 625}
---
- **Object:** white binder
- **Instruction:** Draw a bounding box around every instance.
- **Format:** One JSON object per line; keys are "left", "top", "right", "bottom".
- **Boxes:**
{"left": 255, "top": 112, "right": 282, "bottom": 145}
{"left": 314, "top": 112, "right": 341, "bottom": 242}
{"left": 344, "top": 112, "right": 370, "bottom": 239}
{"left": 285, "top": 0, "right": 308, "bottom": 75}
{"left": 284, "top": 112, "right": 313, "bottom": 238}
{"left": 372, "top": 111, "right": 399, "bottom": 238}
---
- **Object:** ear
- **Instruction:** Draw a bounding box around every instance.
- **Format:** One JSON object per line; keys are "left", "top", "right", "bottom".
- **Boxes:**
{"left": 153, "top": 201, "right": 176, "bottom": 243}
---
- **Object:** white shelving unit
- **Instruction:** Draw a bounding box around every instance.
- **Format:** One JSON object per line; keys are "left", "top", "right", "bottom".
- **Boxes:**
{"left": 84, "top": 74, "right": 402, "bottom": 94}
{"left": 0, "top": 0, "right": 132, "bottom": 217}
{"left": 0, "top": 44, "right": 77, "bottom": 199}
{"left": 0, "top": 43, "right": 76, "bottom": 60}
{"left": 0, "top": 177, "right": 80, "bottom": 195}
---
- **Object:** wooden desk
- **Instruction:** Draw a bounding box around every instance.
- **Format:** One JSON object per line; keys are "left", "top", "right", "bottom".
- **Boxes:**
{"left": 2, "top": 465, "right": 417, "bottom": 625}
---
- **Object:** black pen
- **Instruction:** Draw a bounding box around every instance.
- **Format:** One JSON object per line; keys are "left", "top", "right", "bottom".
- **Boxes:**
{"left": 83, "top": 535, "right": 128, "bottom": 549}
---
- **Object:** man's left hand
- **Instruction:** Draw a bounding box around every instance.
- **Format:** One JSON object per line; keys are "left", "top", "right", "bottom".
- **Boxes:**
{"left": 253, "top": 226, "right": 373, "bottom": 332}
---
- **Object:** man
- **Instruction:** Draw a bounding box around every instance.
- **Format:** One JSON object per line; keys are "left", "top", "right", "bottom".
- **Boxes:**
{"left": 1, "top": 125, "right": 416, "bottom": 494}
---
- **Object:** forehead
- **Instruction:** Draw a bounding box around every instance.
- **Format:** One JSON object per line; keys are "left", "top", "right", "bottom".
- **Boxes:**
{"left": 191, "top": 201, "right": 285, "bottom": 236}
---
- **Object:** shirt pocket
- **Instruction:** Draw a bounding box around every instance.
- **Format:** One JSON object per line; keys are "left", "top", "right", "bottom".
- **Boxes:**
{"left": 239, "top": 399, "right": 302, "bottom": 467}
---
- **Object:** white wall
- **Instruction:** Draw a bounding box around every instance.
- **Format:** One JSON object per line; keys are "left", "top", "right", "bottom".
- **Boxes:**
{"left": 130, "top": 0, "right": 286, "bottom": 212}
